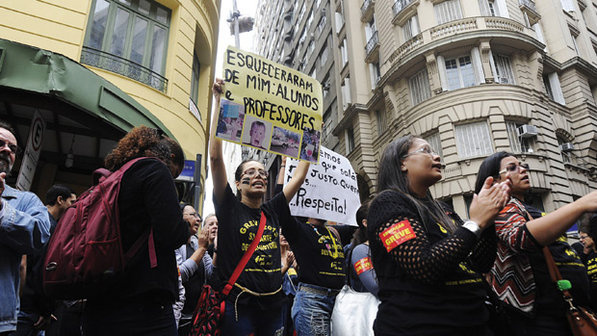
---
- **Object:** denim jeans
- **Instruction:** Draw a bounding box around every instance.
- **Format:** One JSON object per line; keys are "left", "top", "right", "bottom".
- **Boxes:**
{"left": 220, "top": 300, "right": 284, "bottom": 336}
{"left": 291, "top": 283, "right": 338, "bottom": 336}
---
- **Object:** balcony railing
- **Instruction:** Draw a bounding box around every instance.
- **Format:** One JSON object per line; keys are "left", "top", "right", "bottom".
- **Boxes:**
{"left": 81, "top": 47, "right": 167, "bottom": 92}
{"left": 365, "top": 31, "right": 379, "bottom": 59}
{"left": 390, "top": 16, "right": 532, "bottom": 64}
{"left": 361, "top": 0, "right": 374, "bottom": 22}
{"left": 393, "top": 0, "right": 416, "bottom": 17}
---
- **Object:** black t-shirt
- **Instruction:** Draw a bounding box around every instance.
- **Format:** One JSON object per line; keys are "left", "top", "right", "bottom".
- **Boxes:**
{"left": 368, "top": 190, "right": 493, "bottom": 334}
{"left": 522, "top": 204, "right": 591, "bottom": 316}
{"left": 214, "top": 184, "right": 289, "bottom": 309}
{"left": 281, "top": 218, "right": 346, "bottom": 290}
{"left": 584, "top": 250, "right": 597, "bottom": 310}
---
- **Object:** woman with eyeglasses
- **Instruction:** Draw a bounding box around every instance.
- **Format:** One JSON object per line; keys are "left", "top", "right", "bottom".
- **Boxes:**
{"left": 368, "top": 135, "right": 510, "bottom": 335}
{"left": 210, "top": 79, "right": 310, "bottom": 336}
{"left": 475, "top": 151, "right": 597, "bottom": 335}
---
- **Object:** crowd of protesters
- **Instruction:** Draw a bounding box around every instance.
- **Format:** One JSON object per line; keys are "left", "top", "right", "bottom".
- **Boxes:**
{"left": 1, "top": 75, "right": 597, "bottom": 336}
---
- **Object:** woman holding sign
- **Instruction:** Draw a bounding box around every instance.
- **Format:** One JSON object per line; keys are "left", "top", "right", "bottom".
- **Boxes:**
{"left": 210, "top": 79, "right": 310, "bottom": 336}
{"left": 367, "top": 135, "right": 511, "bottom": 335}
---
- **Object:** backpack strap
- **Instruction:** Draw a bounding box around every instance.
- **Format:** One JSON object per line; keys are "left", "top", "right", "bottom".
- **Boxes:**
{"left": 221, "top": 211, "right": 267, "bottom": 297}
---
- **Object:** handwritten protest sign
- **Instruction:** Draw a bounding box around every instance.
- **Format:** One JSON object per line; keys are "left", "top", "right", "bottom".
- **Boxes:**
{"left": 284, "top": 147, "right": 360, "bottom": 226}
{"left": 217, "top": 46, "right": 323, "bottom": 163}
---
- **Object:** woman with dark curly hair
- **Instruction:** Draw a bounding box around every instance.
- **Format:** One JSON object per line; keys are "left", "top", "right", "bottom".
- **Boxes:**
{"left": 367, "top": 135, "right": 510, "bottom": 335}
{"left": 82, "top": 126, "right": 189, "bottom": 336}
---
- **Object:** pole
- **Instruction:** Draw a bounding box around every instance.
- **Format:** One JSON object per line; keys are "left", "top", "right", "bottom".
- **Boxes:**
{"left": 232, "top": 0, "right": 240, "bottom": 48}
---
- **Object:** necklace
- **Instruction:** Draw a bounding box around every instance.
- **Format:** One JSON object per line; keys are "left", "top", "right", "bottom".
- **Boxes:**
{"left": 311, "top": 224, "right": 339, "bottom": 259}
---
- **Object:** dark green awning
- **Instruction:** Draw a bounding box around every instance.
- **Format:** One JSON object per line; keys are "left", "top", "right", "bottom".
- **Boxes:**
{"left": 0, "top": 38, "right": 174, "bottom": 138}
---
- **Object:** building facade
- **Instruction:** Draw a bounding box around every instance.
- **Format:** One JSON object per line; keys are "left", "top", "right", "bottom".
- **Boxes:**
{"left": 257, "top": 0, "right": 597, "bottom": 218}
{"left": 0, "top": 0, "right": 220, "bottom": 209}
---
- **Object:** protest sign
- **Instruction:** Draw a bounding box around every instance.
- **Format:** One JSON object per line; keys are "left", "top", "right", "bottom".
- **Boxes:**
{"left": 217, "top": 45, "right": 323, "bottom": 163}
{"left": 284, "top": 146, "right": 360, "bottom": 226}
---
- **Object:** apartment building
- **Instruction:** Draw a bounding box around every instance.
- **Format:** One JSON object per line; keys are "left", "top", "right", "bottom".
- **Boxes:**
{"left": 0, "top": 0, "right": 220, "bottom": 208}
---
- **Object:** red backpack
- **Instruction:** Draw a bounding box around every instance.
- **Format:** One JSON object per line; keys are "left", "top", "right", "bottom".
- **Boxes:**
{"left": 43, "top": 157, "right": 157, "bottom": 299}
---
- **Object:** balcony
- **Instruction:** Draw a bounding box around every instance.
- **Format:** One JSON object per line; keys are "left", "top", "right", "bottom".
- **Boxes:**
{"left": 389, "top": 16, "right": 536, "bottom": 65}
{"left": 392, "top": 0, "right": 418, "bottom": 26}
{"left": 361, "top": 0, "right": 375, "bottom": 22}
{"left": 365, "top": 31, "right": 380, "bottom": 62}
{"left": 81, "top": 47, "right": 167, "bottom": 92}
{"left": 519, "top": 0, "right": 541, "bottom": 25}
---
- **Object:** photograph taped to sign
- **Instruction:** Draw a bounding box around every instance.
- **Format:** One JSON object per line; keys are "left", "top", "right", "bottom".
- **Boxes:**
{"left": 219, "top": 45, "right": 323, "bottom": 163}
{"left": 284, "top": 146, "right": 360, "bottom": 225}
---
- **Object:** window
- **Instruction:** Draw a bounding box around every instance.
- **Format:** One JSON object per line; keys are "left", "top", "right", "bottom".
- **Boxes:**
{"left": 543, "top": 72, "right": 566, "bottom": 104}
{"left": 370, "top": 62, "right": 381, "bottom": 88}
{"left": 557, "top": 136, "right": 572, "bottom": 163}
{"left": 402, "top": 15, "right": 420, "bottom": 41}
{"left": 425, "top": 132, "right": 443, "bottom": 158}
{"left": 543, "top": 75, "right": 554, "bottom": 100}
{"left": 319, "top": 43, "right": 329, "bottom": 67}
{"left": 479, "top": 0, "right": 499, "bottom": 16}
{"left": 570, "top": 28, "right": 580, "bottom": 55}
{"left": 340, "top": 38, "right": 348, "bottom": 67}
{"left": 376, "top": 109, "right": 386, "bottom": 135}
{"left": 455, "top": 121, "right": 493, "bottom": 158}
{"left": 493, "top": 54, "right": 514, "bottom": 84}
{"left": 316, "top": 15, "right": 327, "bottom": 36}
{"left": 298, "top": 2, "right": 306, "bottom": 25}
{"left": 561, "top": 0, "right": 575, "bottom": 12}
{"left": 506, "top": 121, "right": 533, "bottom": 153}
{"left": 346, "top": 127, "right": 355, "bottom": 153}
{"left": 299, "top": 28, "right": 307, "bottom": 45}
{"left": 409, "top": 68, "right": 432, "bottom": 105}
{"left": 365, "top": 17, "right": 377, "bottom": 41}
{"left": 81, "top": 0, "right": 170, "bottom": 91}
{"left": 190, "top": 52, "right": 200, "bottom": 104}
{"left": 445, "top": 56, "right": 475, "bottom": 90}
{"left": 434, "top": 0, "right": 462, "bottom": 25}
{"left": 341, "top": 76, "right": 351, "bottom": 109}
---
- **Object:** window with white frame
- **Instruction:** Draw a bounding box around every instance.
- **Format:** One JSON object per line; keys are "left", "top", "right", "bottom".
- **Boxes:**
{"left": 298, "top": 2, "right": 306, "bottom": 25}
{"left": 299, "top": 28, "right": 307, "bottom": 45}
{"left": 341, "top": 76, "right": 351, "bottom": 109}
{"left": 319, "top": 43, "right": 329, "bottom": 67}
{"left": 340, "top": 38, "right": 348, "bottom": 67}
{"left": 425, "top": 132, "right": 443, "bottom": 158}
{"left": 543, "top": 72, "right": 566, "bottom": 104}
{"left": 506, "top": 121, "right": 534, "bottom": 153}
{"left": 561, "top": 0, "right": 575, "bottom": 12}
{"left": 570, "top": 28, "right": 580, "bottom": 55}
{"left": 493, "top": 54, "right": 515, "bottom": 84}
{"left": 445, "top": 56, "right": 475, "bottom": 90}
{"left": 454, "top": 121, "right": 493, "bottom": 158}
{"left": 316, "top": 15, "right": 327, "bottom": 36}
{"left": 557, "top": 136, "right": 572, "bottom": 163}
{"left": 434, "top": 0, "right": 462, "bottom": 25}
{"left": 479, "top": 0, "right": 499, "bottom": 16}
{"left": 402, "top": 15, "right": 420, "bottom": 41}
{"left": 409, "top": 68, "right": 432, "bottom": 105}
{"left": 346, "top": 127, "right": 355, "bottom": 153}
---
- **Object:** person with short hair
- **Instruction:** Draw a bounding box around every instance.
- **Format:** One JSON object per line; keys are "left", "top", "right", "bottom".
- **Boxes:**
{"left": 175, "top": 204, "right": 212, "bottom": 336}
{"left": 204, "top": 214, "right": 218, "bottom": 259}
{"left": 0, "top": 120, "right": 51, "bottom": 335}
{"left": 245, "top": 121, "right": 266, "bottom": 149}
{"left": 81, "top": 126, "right": 189, "bottom": 336}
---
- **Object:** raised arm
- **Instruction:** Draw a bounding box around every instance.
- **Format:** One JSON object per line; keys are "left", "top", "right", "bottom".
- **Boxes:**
{"left": 283, "top": 160, "right": 309, "bottom": 203}
{"left": 209, "top": 79, "right": 228, "bottom": 204}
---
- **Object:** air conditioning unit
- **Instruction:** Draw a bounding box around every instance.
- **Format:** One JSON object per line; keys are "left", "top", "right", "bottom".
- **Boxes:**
{"left": 560, "top": 142, "right": 575, "bottom": 152}
{"left": 517, "top": 125, "right": 538, "bottom": 138}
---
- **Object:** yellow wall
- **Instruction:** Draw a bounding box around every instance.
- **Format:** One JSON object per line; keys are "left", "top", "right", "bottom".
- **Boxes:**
{"left": 0, "top": 0, "right": 221, "bottom": 209}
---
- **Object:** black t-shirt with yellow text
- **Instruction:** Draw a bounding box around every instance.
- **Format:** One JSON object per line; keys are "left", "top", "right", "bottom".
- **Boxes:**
{"left": 214, "top": 184, "right": 289, "bottom": 309}
{"left": 281, "top": 219, "right": 345, "bottom": 290}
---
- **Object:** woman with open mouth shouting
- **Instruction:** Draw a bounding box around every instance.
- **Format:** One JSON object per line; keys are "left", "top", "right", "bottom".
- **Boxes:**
{"left": 368, "top": 135, "right": 511, "bottom": 335}
{"left": 209, "top": 79, "right": 310, "bottom": 336}
{"left": 476, "top": 151, "right": 597, "bottom": 335}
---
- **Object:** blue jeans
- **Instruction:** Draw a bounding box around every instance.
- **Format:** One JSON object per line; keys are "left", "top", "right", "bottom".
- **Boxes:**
{"left": 291, "top": 283, "right": 338, "bottom": 336}
{"left": 220, "top": 300, "right": 284, "bottom": 336}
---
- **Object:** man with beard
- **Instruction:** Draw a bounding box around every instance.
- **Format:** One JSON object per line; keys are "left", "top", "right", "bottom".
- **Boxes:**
{"left": 0, "top": 121, "right": 51, "bottom": 335}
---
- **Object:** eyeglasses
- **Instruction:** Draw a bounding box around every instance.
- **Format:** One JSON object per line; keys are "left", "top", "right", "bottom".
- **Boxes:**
{"left": 185, "top": 212, "right": 202, "bottom": 221}
{"left": 498, "top": 163, "right": 530, "bottom": 175}
{"left": 242, "top": 168, "right": 269, "bottom": 179}
{"left": 402, "top": 146, "right": 438, "bottom": 159}
{"left": 0, "top": 139, "right": 19, "bottom": 155}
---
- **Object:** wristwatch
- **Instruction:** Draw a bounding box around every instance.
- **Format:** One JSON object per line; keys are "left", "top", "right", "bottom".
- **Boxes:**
{"left": 462, "top": 220, "right": 482, "bottom": 237}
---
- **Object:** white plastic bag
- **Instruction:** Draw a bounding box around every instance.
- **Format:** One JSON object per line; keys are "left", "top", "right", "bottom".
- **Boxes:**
{"left": 331, "top": 285, "right": 380, "bottom": 336}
